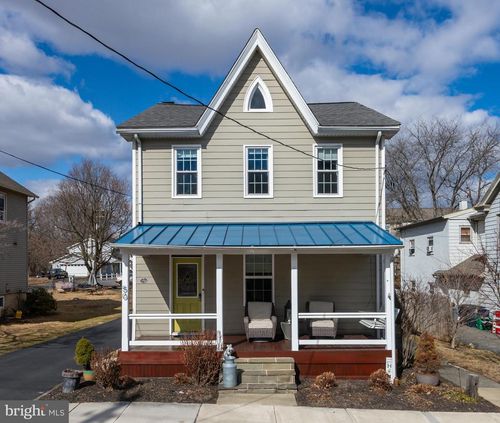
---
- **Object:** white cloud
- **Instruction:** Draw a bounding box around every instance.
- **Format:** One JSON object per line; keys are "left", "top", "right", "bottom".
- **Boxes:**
{"left": 24, "top": 178, "right": 60, "bottom": 200}
{"left": 0, "top": 75, "right": 128, "bottom": 167}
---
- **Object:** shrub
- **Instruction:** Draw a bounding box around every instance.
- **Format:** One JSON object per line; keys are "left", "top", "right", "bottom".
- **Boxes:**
{"left": 181, "top": 331, "right": 221, "bottom": 386}
{"left": 414, "top": 332, "right": 440, "bottom": 374}
{"left": 23, "top": 288, "right": 57, "bottom": 316}
{"left": 313, "top": 372, "right": 336, "bottom": 390}
{"left": 408, "top": 383, "right": 438, "bottom": 395}
{"left": 369, "top": 369, "right": 392, "bottom": 392}
{"left": 90, "top": 349, "right": 121, "bottom": 390}
{"left": 174, "top": 372, "right": 191, "bottom": 385}
{"left": 74, "top": 338, "right": 95, "bottom": 370}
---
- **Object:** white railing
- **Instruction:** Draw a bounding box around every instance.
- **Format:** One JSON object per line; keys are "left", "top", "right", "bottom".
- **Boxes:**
{"left": 297, "top": 311, "right": 387, "bottom": 346}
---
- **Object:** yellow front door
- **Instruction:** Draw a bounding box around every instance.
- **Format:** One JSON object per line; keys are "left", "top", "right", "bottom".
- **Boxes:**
{"left": 173, "top": 257, "right": 202, "bottom": 333}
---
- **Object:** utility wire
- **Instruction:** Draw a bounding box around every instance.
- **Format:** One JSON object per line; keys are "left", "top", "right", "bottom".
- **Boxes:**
{"left": 33, "top": 0, "right": 387, "bottom": 172}
{"left": 0, "top": 149, "right": 130, "bottom": 197}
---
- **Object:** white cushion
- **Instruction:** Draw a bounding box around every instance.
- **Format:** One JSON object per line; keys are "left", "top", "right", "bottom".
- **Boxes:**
{"left": 309, "top": 301, "right": 334, "bottom": 313}
{"left": 248, "top": 302, "right": 272, "bottom": 320}
{"left": 311, "top": 319, "right": 335, "bottom": 328}
{"left": 248, "top": 319, "right": 273, "bottom": 329}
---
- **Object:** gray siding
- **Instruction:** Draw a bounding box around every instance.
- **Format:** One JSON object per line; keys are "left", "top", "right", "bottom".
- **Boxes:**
{"left": 0, "top": 189, "right": 29, "bottom": 297}
{"left": 138, "top": 51, "right": 378, "bottom": 223}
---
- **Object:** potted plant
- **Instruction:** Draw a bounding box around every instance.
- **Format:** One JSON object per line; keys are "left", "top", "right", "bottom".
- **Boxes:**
{"left": 414, "top": 332, "right": 440, "bottom": 386}
{"left": 74, "top": 337, "right": 95, "bottom": 381}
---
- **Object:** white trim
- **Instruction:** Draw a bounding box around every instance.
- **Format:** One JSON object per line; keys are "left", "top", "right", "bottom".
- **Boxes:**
{"left": 130, "top": 313, "right": 217, "bottom": 320}
{"left": 242, "top": 253, "right": 274, "bottom": 306}
{"left": 121, "top": 252, "right": 130, "bottom": 351}
{"left": 132, "top": 140, "right": 137, "bottom": 225}
{"left": 299, "top": 339, "right": 387, "bottom": 346}
{"left": 375, "top": 132, "right": 381, "bottom": 225}
{"left": 172, "top": 145, "right": 202, "bottom": 199}
{"left": 0, "top": 191, "right": 6, "bottom": 222}
{"left": 130, "top": 339, "right": 217, "bottom": 347}
{"left": 313, "top": 143, "right": 343, "bottom": 198}
{"left": 381, "top": 138, "right": 386, "bottom": 227}
{"left": 134, "top": 134, "right": 143, "bottom": 224}
{"left": 216, "top": 253, "right": 223, "bottom": 350}
{"left": 243, "top": 145, "right": 274, "bottom": 198}
{"left": 168, "top": 254, "right": 173, "bottom": 335}
{"left": 243, "top": 76, "right": 273, "bottom": 112}
{"left": 201, "top": 254, "right": 205, "bottom": 331}
{"left": 132, "top": 255, "right": 137, "bottom": 342}
{"left": 298, "top": 312, "right": 386, "bottom": 319}
{"left": 291, "top": 253, "right": 299, "bottom": 351}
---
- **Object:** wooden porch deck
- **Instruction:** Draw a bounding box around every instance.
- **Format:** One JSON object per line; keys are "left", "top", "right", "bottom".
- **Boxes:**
{"left": 120, "top": 335, "right": 390, "bottom": 379}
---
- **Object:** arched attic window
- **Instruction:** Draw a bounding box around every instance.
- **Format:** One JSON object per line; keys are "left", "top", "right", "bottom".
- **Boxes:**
{"left": 244, "top": 76, "right": 273, "bottom": 112}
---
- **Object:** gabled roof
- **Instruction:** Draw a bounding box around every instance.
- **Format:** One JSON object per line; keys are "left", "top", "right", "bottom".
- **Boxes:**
{"left": 0, "top": 171, "right": 37, "bottom": 198}
{"left": 397, "top": 207, "right": 476, "bottom": 231}
{"left": 117, "top": 29, "right": 400, "bottom": 139}
{"left": 475, "top": 173, "right": 500, "bottom": 210}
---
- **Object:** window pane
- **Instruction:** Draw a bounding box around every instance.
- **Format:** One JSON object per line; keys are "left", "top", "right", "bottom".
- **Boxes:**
{"left": 245, "top": 278, "right": 272, "bottom": 303}
{"left": 250, "top": 86, "right": 266, "bottom": 109}
{"left": 318, "top": 171, "right": 338, "bottom": 194}
{"left": 177, "top": 149, "right": 197, "bottom": 171}
{"left": 248, "top": 172, "right": 269, "bottom": 194}
{"left": 248, "top": 148, "right": 268, "bottom": 171}
{"left": 177, "top": 173, "right": 197, "bottom": 195}
{"left": 318, "top": 148, "right": 337, "bottom": 170}
{"left": 245, "top": 255, "right": 272, "bottom": 276}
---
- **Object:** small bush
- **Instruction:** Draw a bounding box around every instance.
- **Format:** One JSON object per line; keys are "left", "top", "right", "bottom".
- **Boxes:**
{"left": 414, "top": 332, "right": 440, "bottom": 374}
{"left": 407, "top": 383, "right": 438, "bottom": 395}
{"left": 90, "top": 349, "right": 121, "bottom": 390}
{"left": 174, "top": 372, "right": 191, "bottom": 385}
{"left": 181, "top": 331, "right": 221, "bottom": 386}
{"left": 313, "top": 372, "right": 336, "bottom": 390}
{"left": 74, "top": 338, "right": 95, "bottom": 370}
{"left": 441, "top": 387, "right": 476, "bottom": 403}
{"left": 369, "top": 369, "right": 392, "bottom": 392}
{"left": 23, "top": 288, "right": 57, "bottom": 316}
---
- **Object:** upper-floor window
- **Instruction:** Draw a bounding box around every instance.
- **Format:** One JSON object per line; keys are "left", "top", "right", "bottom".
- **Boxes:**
{"left": 427, "top": 236, "right": 434, "bottom": 255}
{"left": 409, "top": 239, "right": 415, "bottom": 256}
{"left": 460, "top": 226, "right": 471, "bottom": 243}
{"left": 244, "top": 76, "right": 273, "bottom": 112}
{"left": 0, "top": 192, "right": 5, "bottom": 222}
{"left": 313, "top": 144, "right": 343, "bottom": 197}
{"left": 244, "top": 146, "right": 273, "bottom": 198}
{"left": 172, "top": 146, "right": 201, "bottom": 198}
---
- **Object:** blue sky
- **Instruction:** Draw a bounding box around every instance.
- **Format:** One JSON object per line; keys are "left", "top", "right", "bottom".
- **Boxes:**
{"left": 0, "top": 0, "right": 499, "bottom": 197}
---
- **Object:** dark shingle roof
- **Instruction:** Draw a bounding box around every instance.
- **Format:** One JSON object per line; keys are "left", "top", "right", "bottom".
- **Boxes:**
{"left": 117, "top": 101, "right": 399, "bottom": 129}
{"left": 0, "top": 171, "right": 37, "bottom": 197}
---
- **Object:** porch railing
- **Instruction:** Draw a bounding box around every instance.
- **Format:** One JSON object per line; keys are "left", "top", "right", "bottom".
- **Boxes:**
{"left": 298, "top": 311, "right": 387, "bottom": 346}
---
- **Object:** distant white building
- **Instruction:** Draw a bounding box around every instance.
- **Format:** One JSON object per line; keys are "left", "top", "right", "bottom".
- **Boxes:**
{"left": 50, "top": 241, "right": 122, "bottom": 280}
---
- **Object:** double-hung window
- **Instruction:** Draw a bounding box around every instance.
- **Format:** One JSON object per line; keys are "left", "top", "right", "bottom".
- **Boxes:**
{"left": 172, "top": 146, "right": 201, "bottom": 198}
{"left": 244, "top": 146, "right": 273, "bottom": 197}
{"left": 0, "top": 192, "right": 5, "bottom": 222}
{"left": 460, "top": 226, "right": 471, "bottom": 243}
{"left": 313, "top": 144, "right": 343, "bottom": 197}
{"left": 244, "top": 254, "right": 273, "bottom": 303}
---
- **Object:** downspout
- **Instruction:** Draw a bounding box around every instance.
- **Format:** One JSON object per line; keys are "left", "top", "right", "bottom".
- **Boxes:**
{"left": 133, "top": 134, "right": 143, "bottom": 224}
{"left": 132, "top": 138, "right": 137, "bottom": 226}
{"left": 380, "top": 137, "right": 386, "bottom": 229}
{"left": 375, "top": 131, "right": 382, "bottom": 316}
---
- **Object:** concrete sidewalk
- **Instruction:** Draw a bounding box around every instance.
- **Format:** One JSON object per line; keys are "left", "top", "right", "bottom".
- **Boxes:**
{"left": 69, "top": 402, "right": 500, "bottom": 423}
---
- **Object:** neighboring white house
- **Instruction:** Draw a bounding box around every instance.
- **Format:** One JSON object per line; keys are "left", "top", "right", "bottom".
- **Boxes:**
{"left": 50, "top": 241, "right": 122, "bottom": 280}
{"left": 398, "top": 201, "right": 482, "bottom": 285}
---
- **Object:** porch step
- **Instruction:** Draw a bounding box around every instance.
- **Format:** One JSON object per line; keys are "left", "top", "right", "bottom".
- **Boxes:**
{"left": 230, "top": 357, "right": 297, "bottom": 393}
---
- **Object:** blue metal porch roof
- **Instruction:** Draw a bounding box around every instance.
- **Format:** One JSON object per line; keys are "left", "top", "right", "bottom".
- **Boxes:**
{"left": 114, "top": 222, "right": 402, "bottom": 248}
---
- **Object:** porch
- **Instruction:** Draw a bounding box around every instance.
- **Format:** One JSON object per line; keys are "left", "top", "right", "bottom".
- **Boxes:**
{"left": 115, "top": 222, "right": 401, "bottom": 379}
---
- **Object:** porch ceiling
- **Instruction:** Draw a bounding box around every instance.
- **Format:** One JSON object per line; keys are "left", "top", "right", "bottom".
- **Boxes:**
{"left": 113, "top": 221, "right": 402, "bottom": 254}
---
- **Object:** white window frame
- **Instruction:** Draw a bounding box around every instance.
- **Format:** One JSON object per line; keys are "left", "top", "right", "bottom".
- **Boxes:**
{"left": 242, "top": 254, "right": 275, "bottom": 306}
{"left": 0, "top": 192, "right": 5, "bottom": 222}
{"left": 171, "top": 145, "right": 202, "bottom": 199}
{"left": 459, "top": 226, "right": 472, "bottom": 244}
{"left": 409, "top": 239, "right": 415, "bottom": 256}
{"left": 243, "top": 145, "right": 273, "bottom": 198}
{"left": 243, "top": 76, "right": 273, "bottom": 112}
{"left": 313, "top": 143, "right": 343, "bottom": 197}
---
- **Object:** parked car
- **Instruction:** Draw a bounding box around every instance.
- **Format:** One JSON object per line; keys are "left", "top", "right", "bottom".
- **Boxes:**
{"left": 48, "top": 268, "right": 68, "bottom": 280}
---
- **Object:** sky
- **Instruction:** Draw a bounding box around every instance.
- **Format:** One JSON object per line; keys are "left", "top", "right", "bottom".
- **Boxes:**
{"left": 0, "top": 0, "right": 499, "bottom": 198}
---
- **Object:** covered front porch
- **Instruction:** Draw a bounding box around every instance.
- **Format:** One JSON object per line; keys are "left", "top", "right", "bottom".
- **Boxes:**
{"left": 115, "top": 222, "right": 401, "bottom": 379}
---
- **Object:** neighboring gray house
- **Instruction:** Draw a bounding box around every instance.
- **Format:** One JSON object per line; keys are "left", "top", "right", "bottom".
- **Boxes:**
{"left": 114, "top": 30, "right": 403, "bottom": 379}
{"left": 0, "top": 171, "right": 37, "bottom": 315}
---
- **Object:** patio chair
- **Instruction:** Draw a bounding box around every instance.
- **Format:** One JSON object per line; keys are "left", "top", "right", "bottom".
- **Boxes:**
{"left": 244, "top": 301, "right": 277, "bottom": 341}
{"left": 307, "top": 300, "right": 338, "bottom": 338}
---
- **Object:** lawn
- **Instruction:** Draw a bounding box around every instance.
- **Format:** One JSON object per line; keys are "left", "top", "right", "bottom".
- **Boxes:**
{"left": 436, "top": 341, "right": 500, "bottom": 383}
{"left": 0, "top": 289, "right": 121, "bottom": 356}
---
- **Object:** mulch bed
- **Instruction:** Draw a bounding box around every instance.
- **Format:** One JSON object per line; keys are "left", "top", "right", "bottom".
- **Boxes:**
{"left": 41, "top": 378, "right": 218, "bottom": 403}
{"left": 296, "top": 375, "right": 499, "bottom": 412}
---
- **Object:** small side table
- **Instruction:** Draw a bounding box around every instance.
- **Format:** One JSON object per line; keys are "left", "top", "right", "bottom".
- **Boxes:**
{"left": 280, "top": 321, "right": 291, "bottom": 340}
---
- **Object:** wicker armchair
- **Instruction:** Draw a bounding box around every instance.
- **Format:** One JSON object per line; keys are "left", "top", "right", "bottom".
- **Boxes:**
{"left": 307, "top": 300, "right": 338, "bottom": 338}
{"left": 244, "top": 301, "right": 277, "bottom": 341}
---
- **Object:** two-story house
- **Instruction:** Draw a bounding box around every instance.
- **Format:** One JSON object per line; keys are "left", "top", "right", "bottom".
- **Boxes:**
{"left": 114, "top": 30, "right": 402, "bottom": 379}
{"left": 0, "top": 171, "right": 37, "bottom": 316}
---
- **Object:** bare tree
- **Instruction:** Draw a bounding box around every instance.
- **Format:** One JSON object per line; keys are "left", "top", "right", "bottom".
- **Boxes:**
{"left": 47, "top": 160, "right": 130, "bottom": 285}
{"left": 387, "top": 118, "right": 500, "bottom": 222}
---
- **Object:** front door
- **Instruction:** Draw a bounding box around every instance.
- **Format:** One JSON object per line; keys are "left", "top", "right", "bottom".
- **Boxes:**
{"left": 172, "top": 257, "right": 202, "bottom": 333}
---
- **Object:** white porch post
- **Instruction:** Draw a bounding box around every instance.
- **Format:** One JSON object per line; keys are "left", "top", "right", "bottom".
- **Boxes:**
{"left": 121, "top": 252, "right": 130, "bottom": 352}
{"left": 291, "top": 253, "right": 299, "bottom": 351}
{"left": 216, "top": 253, "right": 223, "bottom": 351}
{"left": 384, "top": 253, "right": 396, "bottom": 381}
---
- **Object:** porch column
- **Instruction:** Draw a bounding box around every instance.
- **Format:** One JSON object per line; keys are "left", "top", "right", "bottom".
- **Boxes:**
{"left": 216, "top": 254, "right": 223, "bottom": 350}
{"left": 384, "top": 253, "right": 396, "bottom": 381}
{"left": 291, "top": 253, "right": 299, "bottom": 351}
{"left": 121, "top": 252, "right": 130, "bottom": 352}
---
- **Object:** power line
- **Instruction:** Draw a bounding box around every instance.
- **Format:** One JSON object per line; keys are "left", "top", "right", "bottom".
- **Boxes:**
{"left": 33, "top": 0, "right": 386, "bottom": 172}
{"left": 0, "top": 149, "right": 130, "bottom": 197}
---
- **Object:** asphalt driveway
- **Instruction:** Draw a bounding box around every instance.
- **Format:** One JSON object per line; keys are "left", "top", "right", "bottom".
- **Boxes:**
{"left": 0, "top": 319, "right": 120, "bottom": 400}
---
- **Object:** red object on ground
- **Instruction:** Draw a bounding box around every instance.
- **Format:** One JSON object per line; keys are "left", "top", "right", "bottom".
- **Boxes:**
{"left": 493, "top": 311, "right": 500, "bottom": 334}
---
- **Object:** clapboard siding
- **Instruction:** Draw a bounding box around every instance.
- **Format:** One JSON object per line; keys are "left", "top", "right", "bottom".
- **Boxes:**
{"left": 138, "top": 51, "right": 378, "bottom": 223}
